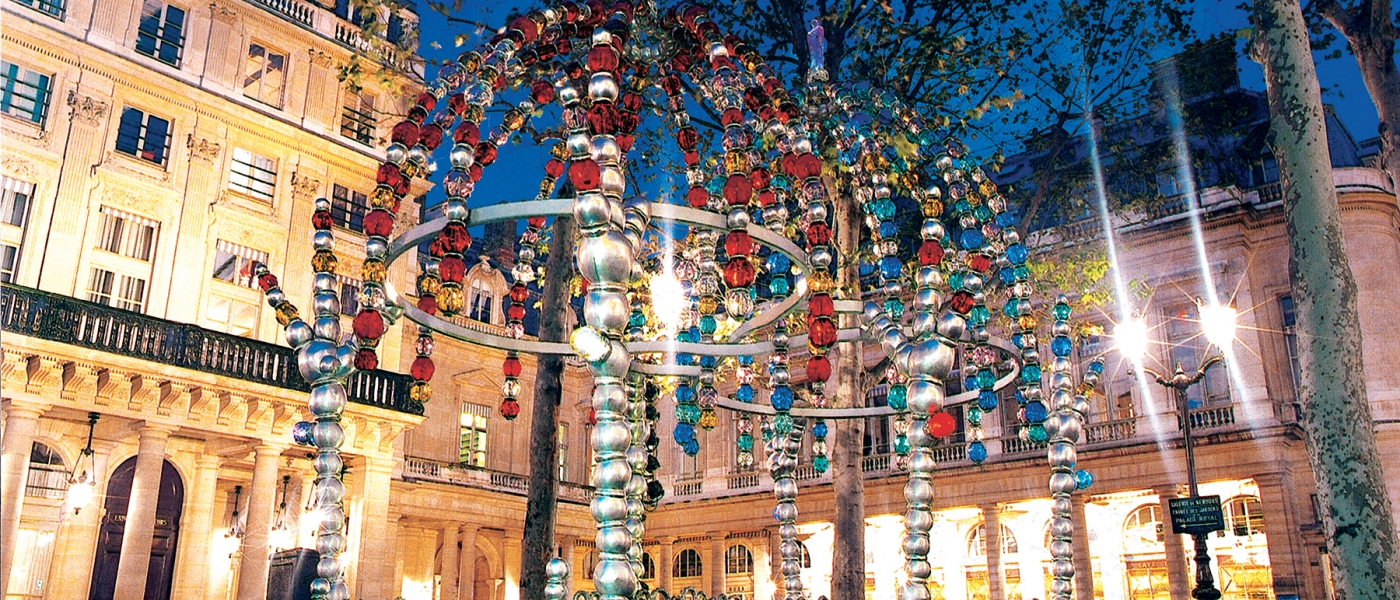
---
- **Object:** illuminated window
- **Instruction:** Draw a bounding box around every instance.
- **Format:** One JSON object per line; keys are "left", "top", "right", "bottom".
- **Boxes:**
{"left": 640, "top": 552, "right": 655, "bottom": 580}
{"left": 673, "top": 549, "right": 702, "bottom": 578}
{"left": 340, "top": 90, "right": 376, "bottom": 145}
{"left": 243, "top": 43, "right": 287, "bottom": 107}
{"left": 0, "top": 62, "right": 52, "bottom": 126}
{"left": 25, "top": 443, "right": 68, "bottom": 498}
{"left": 229, "top": 148, "right": 278, "bottom": 201}
{"left": 459, "top": 403, "right": 489, "bottom": 466}
{"left": 967, "top": 523, "right": 1018, "bottom": 557}
{"left": 211, "top": 240, "right": 267, "bottom": 288}
{"left": 338, "top": 276, "right": 361, "bottom": 316}
{"left": 1123, "top": 504, "right": 1165, "bottom": 555}
{"left": 468, "top": 278, "right": 495, "bottom": 323}
{"left": 1222, "top": 496, "right": 1265, "bottom": 537}
{"left": 206, "top": 295, "right": 258, "bottom": 337}
{"left": 87, "top": 268, "right": 148, "bottom": 312}
{"left": 331, "top": 184, "right": 368, "bottom": 232}
{"left": 725, "top": 545, "right": 753, "bottom": 574}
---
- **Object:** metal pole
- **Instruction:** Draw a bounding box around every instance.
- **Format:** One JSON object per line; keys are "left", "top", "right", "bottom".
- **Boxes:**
{"left": 1166, "top": 362, "right": 1221, "bottom": 600}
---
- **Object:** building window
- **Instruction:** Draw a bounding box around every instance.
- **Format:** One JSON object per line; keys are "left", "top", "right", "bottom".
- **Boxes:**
{"left": 25, "top": 442, "right": 68, "bottom": 498}
{"left": 0, "top": 62, "right": 52, "bottom": 126}
{"left": 116, "top": 107, "right": 173, "bottom": 166}
{"left": 1251, "top": 155, "right": 1279, "bottom": 187}
{"left": 206, "top": 295, "right": 258, "bottom": 336}
{"left": 331, "top": 184, "right": 368, "bottom": 232}
{"left": 1156, "top": 172, "right": 1183, "bottom": 197}
{"left": 1222, "top": 496, "right": 1265, "bottom": 537}
{"left": 386, "top": 13, "right": 404, "bottom": 44}
{"left": 640, "top": 553, "right": 656, "bottom": 580}
{"left": 340, "top": 89, "right": 376, "bottom": 145}
{"left": 583, "top": 551, "right": 598, "bottom": 579}
{"left": 87, "top": 268, "right": 148, "bottom": 312}
{"left": 338, "top": 276, "right": 361, "bottom": 316}
{"left": 725, "top": 545, "right": 753, "bottom": 575}
{"left": 673, "top": 549, "right": 703, "bottom": 579}
{"left": 2, "top": 176, "right": 34, "bottom": 228}
{"left": 864, "top": 385, "right": 890, "bottom": 456}
{"left": 460, "top": 402, "right": 489, "bottom": 467}
{"left": 797, "top": 542, "right": 811, "bottom": 568}
{"left": 229, "top": 148, "right": 278, "bottom": 201}
{"left": 557, "top": 422, "right": 569, "bottom": 482}
{"left": 468, "top": 278, "right": 494, "bottom": 323}
{"left": 0, "top": 244, "right": 19, "bottom": 283}
{"left": 135, "top": 0, "right": 186, "bottom": 66}
{"left": 1164, "top": 304, "right": 1230, "bottom": 407}
{"left": 1123, "top": 504, "right": 1165, "bottom": 554}
{"left": 97, "top": 207, "right": 158, "bottom": 261}
{"left": 1279, "top": 295, "right": 1301, "bottom": 401}
{"left": 243, "top": 43, "right": 287, "bottom": 107}
{"left": 211, "top": 239, "right": 268, "bottom": 288}
{"left": 966, "top": 523, "right": 1018, "bottom": 558}
{"left": 10, "top": 0, "right": 65, "bottom": 19}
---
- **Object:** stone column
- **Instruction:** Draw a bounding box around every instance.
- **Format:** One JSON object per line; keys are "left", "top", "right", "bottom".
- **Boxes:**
{"left": 112, "top": 423, "right": 176, "bottom": 600}
{"left": 172, "top": 455, "right": 222, "bottom": 598}
{"left": 752, "top": 533, "right": 774, "bottom": 600}
{"left": 1071, "top": 493, "right": 1095, "bottom": 600}
{"left": 768, "top": 529, "right": 782, "bottom": 597}
{"left": 1254, "top": 473, "right": 1304, "bottom": 597}
{"left": 441, "top": 525, "right": 461, "bottom": 600}
{"left": 503, "top": 531, "right": 522, "bottom": 600}
{"left": 982, "top": 504, "right": 1005, "bottom": 600}
{"left": 0, "top": 401, "right": 45, "bottom": 591}
{"left": 558, "top": 535, "right": 576, "bottom": 590}
{"left": 44, "top": 444, "right": 113, "bottom": 600}
{"left": 1155, "top": 486, "right": 1191, "bottom": 599}
{"left": 658, "top": 537, "right": 675, "bottom": 593}
{"left": 460, "top": 525, "right": 480, "bottom": 600}
{"left": 349, "top": 455, "right": 396, "bottom": 599}
{"left": 235, "top": 444, "right": 284, "bottom": 600}
{"left": 708, "top": 533, "right": 726, "bottom": 596}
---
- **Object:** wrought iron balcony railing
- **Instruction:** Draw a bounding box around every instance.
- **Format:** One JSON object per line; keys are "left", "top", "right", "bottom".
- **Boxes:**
{"left": 0, "top": 283, "right": 423, "bottom": 415}
{"left": 401, "top": 457, "right": 595, "bottom": 503}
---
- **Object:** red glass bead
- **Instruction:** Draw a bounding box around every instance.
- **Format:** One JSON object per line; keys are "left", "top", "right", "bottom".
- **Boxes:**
{"left": 662, "top": 75, "right": 682, "bottom": 96}
{"left": 510, "top": 283, "right": 529, "bottom": 303}
{"left": 565, "top": 61, "right": 584, "bottom": 79}
{"left": 809, "top": 293, "right": 834, "bottom": 317}
{"left": 676, "top": 126, "right": 699, "bottom": 151}
{"left": 918, "top": 241, "right": 944, "bottom": 265}
{"left": 510, "top": 16, "right": 538, "bottom": 43}
{"left": 927, "top": 411, "right": 958, "bottom": 438}
{"left": 620, "top": 92, "right": 641, "bottom": 112}
{"left": 354, "top": 348, "right": 379, "bottom": 371}
{"left": 759, "top": 105, "right": 776, "bottom": 121}
{"left": 556, "top": 39, "right": 573, "bottom": 55}
{"left": 419, "top": 124, "right": 444, "bottom": 151}
{"left": 407, "top": 106, "right": 428, "bottom": 125}
{"left": 447, "top": 93, "right": 468, "bottom": 115}
{"left": 391, "top": 121, "right": 419, "bottom": 146}
{"left": 545, "top": 159, "right": 565, "bottom": 178}
{"left": 710, "top": 55, "right": 734, "bottom": 71}
{"left": 364, "top": 209, "right": 394, "bottom": 238}
{"left": 587, "top": 407, "right": 597, "bottom": 425}
{"left": 528, "top": 216, "right": 547, "bottom": 228}
{"left": 968, "top": 253, "right": 992, "bottom": 273}
{"left": 469, "top": 164, "right": 483, "bottom": 181}
{"left": 806, "top": 223, "right": 832, "bottom": 247}
{"left": 586, "top": 102, "right": 621, "bottom": 134}
{"left": 569, "top": 158, "right": 602, "bottom": 190}
{"left": 503, "top": 356, "right": 523, "bottom": 377}
{"left": 757, "top": 190, "right": 776, "bottom": 206}
{"left": 507, "top": 304, "right": 526, "bottom": 320}
{"left": 531, "top": 80, "right": 555, "bottom": 104}
{"left": 683, "top": 151, "right": 699, "bottom": 165}
{"left": 352, "top": 309, "right": 386, "bottom": 340}
{"left": 806, "top": 355, "right": 832, "bottom": 382}
{"left": 808, "top": 317, "right": 837, "bottom": 348}
{"left": 410, "top": 356, "right": 436, "bottom": 381}
{"left": 749, "top": 167, "right": 771, "bottom": 190}
{"left": 312, "top": 210, "right": 333, "bottom": 230}
{"left": 588, "top": 45, "right": 619, "bottom": 72}
{"left": 764, "top": 77, "right": 782, "bottom": 94}
{"left": 797, "top": 153, "right": 822, "bottom": 179}
{"left": 743, "top": 87, "right": 768, "bottom": 112}
{"left": 722, "top": 173, "right": 753, "bottom": 205}
{"left": 454, "top": 122, "right": 480, "bottom": 146}
{"left": 500, "top": 398, "right": 521, "bottom": 419}
{"left": 428, "top": 238, "right": 447, "bottom": 258}
{"left": 257, "top": 273, "right": 278, "bottom": 291}
{"left": 439, "top": 256, "right": 466, "bottom": 283}
{"left": 687, "top": 186, "right": 709, "bottom": 208}
{"left": 723, "top": 258, "right": 755, "bottom": 288}
{"left": 616, "top": 134, "right": 635, "bottom": 152}
{"left": 415, "top": 92, "right": 437, "bottom": 112}
{"left": 950, "top": 291, "right": 976, "bottom": 314}
{"left": 475, "top": 142, "right": 498, "bottom": 167}
{"left": 441, "top": 223, "right": 472, "bottom": 252}
{"left": 417, "top": 295, "right": 437, "bottom": 315}
{"left": 377, "top": 163, "right": 404, "bottom": 188}
{"left": 782, "top": 153, "right": 801, "bottom": 178}
{"left": 721, "top": 108, "right": 743, "bottom": 126}
{"left": 724, "top": 231, "right": 753, "bottom": 256}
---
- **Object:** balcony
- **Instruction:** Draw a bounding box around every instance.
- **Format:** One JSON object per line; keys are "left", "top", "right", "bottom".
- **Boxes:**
{"left": 401, "top": 457, "right": 595, "bottom": 503}
{"left": 727, "top": 472, "right": 759, "bottom": 490}
{"left": 1181, "top": 404, "right": 1237, "bottom": 430}
{"left": 242, "top": 0, "right": 416, "bottom": 72}
{"left": 674, "top": 479, "right": 704, "bottom": 497}
{"left": 0, "top": 283, "right": 422, "bottom": 415}
{"left": 1085, "top": 418, "right": 1138, "bottom": 444}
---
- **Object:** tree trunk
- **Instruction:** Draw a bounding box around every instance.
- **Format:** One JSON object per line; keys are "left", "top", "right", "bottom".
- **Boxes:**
{"left": 830, "top": 181, "right": 866, "bottom": 600}
{"left": 1317, "top": 0, "right": 1400, "bottom": 190}
{"left": 1252, "top": 0, "right": 1400, "bottom": 596}
{"left": 519, "top": 215, "right": 578, "bottom": 599}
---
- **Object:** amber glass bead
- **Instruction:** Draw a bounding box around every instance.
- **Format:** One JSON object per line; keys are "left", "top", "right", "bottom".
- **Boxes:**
{"left": 275, "top": 303, "right": 299, "bottom": 326}
{"left": 439, "top": 284, "right": 464, "bottom": 316}
{"left": 363, "top": 259, "right": 387, "bottom": 283}
{"left": 409, "top": 381, "right": 432, "bottom": 403}
{"left": 311, "top": 250, "right": 338, "bottom": 273}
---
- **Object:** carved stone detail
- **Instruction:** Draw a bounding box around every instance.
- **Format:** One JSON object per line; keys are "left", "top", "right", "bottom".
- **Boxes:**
{"left": 66, "top": 90, "right": 110, "bottom": 128}
{"left": 61, "top": 362, "right": 101, "bottom": 401}
{"left": 291, "top": 171, "right": 322, "bottom": 201}
{"left": 1, "top": 155, "right": 38, "bottom": 182}
{"left": 308, "top": 49, "right": 334, "bottom": 69}
{"left": 25, "top": 355, "right": 62, "bottom": 396}
{"left": 209, "top": 0, "right": 239, "bottom": 22}
{"left": 186, "top": 134, "right": 223, "bottom": 164}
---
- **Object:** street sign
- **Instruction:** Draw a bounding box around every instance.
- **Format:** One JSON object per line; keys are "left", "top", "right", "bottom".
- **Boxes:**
{"left": 1169, "top": 495, "right": 1226, "bottom": 535}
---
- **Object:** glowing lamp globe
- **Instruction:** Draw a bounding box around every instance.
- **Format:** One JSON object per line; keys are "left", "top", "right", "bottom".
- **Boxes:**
{"left": 649, "top": 272, "right": 687, "bottom": 331}
{"left": 66, "top": 479, "right": 94, "bottom": 512}
{"left": 1200, "top": 303, "right": 1238, "bottom": 349}
{"left": 1114, "top": 318, "right": 1150, "bottom": 363}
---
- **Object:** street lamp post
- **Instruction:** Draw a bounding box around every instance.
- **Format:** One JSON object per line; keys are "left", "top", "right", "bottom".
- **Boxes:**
{"left": 1133, "top": 356, "right": 1225, "bottom": 600}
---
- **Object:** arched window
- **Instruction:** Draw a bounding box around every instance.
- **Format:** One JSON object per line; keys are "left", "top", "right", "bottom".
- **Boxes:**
{"left": 725, "top": 544, "right": 754, "bottom": 574}
{"left": 468, "top": 277, "right": 495, "bottom": 323}
{"left": 673, "top": 548, "right": 703, "bottom": 578}
{"left": 797, "top": 541, "right": 811, "bottom": 569}
{"left": 1123, "top": 504, "right": 1165, "bottom": 554}
{"left": 641, "top": 552, "right": 656, "bottom": 580}
{"left": 967, "top": 523, "right": 1018, "bottom": 557}
{"left": 584, "top": 551, "right": 598, "bottom": 579}
{"left": 1223, "top": 496, "right": 1265, "bottom": 537}
{"left": 26, "top": 442, "right": 68, "bottom": 498}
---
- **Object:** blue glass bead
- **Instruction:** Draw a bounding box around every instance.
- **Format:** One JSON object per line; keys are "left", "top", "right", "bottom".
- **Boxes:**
{"left": 888, "top": 385, "right": 908, "bottom": 410}
{"left": 1021, "top": 364, "right": 1043, "bottom": 384}
{"left": 1001, "top": 267, "right": 1018, "bottom": 285}
{"left": 884, "top": 298, "right": 905, "bottom": 319}
{"left": 677, "top": 353, "right": 693, "bottom": 365}
{"left": 774, "top": 414, "right": 793, "bottom": 435}
{"left": 996, "top": 211, "right": 1017, "bottom": 228}
{"left": 813, "top": 421, "right": 829, "bottom": 437}
{"left": 1007, "top": 243, "right": 1029, "bottom": 265}
{"left": 1075, "top": 469, "right": 1094, "bottom": 490}
{"left": 1012, "top": 332, "right": 1025, "bottom": 349}
{"left": 736, "top": 384, "right": 755, "bottom": 403}
{"left": 977, "top": 369, "right": 996, "bottom": 389}
{"left": 1089, "top": 360, "right": 1105, "bottom": 374}
{"left": 1028, "top": 424, "right": 1048, "bottom": 443}
{"left": 893, "top": 434, "right": 911, "bottom": 455}
{"left": 878, "top": 221, "right": 898, "bottom": 237}
{"left": 700, "top": 315, "right": 717, "bottom": 335}
{"left": 1025, "top": 401, "right": 1048, "bottom": 423}
{"left": 960, "top": 228, "right": 984, "bottom": 250}
{"left": 1004, "top": 301, "right": 1020, "bottom": 318}
{"left": 682, "top": 438, "right": 700, "bottom": 456}
{"left": 676, "top": 385, "right": 694, "bottom": 402}
{"left": 737, "top": 434, "right": 753, "bottom": 451}
{"left": 964, "top": 375, "right": 979, "bottom": 392}
{"left": 879, "top": 256, "right": 903, "bottom": 279}
{"left": 739, "top": 355, "right": 754, "bottom": 365}
{"left": 767, "top": 254, "right": 791, "bottom": 272}
{"left": 1051, "top": 335, "right": 1073, "bottom": 357}
{"left": 1053, "top": 301, "right": 1072, "bottom": 320}
{"left": 1016, "top": 388, "right": 1027, "bottom": 405}
{"left": 968, "top": 440, "right": 988, "bottom": 463}
{"left": 813, "top": 455, "right": 830, "bottom": 473}
{"left": 771, "top": 386, "right": 794, "bottom": 410}
{"left": 859, "top": 261, "right": 877, "bottom": 276}
{"left": 700, "top": 355, "right": 718, "bottom": 368}
{"left": 978, "top": 391, "right": 998, "bottom": 411}
{"left": 673, "top": 422, "right": 695, "bottom": 444}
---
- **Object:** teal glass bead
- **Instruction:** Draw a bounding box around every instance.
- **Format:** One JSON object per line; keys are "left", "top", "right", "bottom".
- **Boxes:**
{"left": 699, "top": 315, "right": 717, "bottom": 335}
{"left": 1028, "top": 424, "right": 1048, "bottom": 443}
{"left": 737, "top": 434, "right": 753, "bottom": 451}
{"left": 967, "top": 407, "right": 982, "bottom": 425}
{"left": 774, "top": 414, "right": 793, "bottom": 435}
{"left": 1053, "top": 301, "right": 1071, "bottom": 320}
{"left": 1021, "top": 364, "right": 1043, "bottom": 384}
{"left": 629, "top": 311, "right": 646, "bottom": 328}
{"left": 970, "top": 305, "right": 990, "bottom": 325}
{"left": 884, "top": 298, "right": 905, "bottom": 319}
{"left": 813, "top": 455, "right": 830, "bottom": 473}
{"left": 888, "top": 384, "right": 908, "bottom": 410}
{"left": 976, "top": 369, "right": 996, "bottom": 390}
{"left": 893, "top": 434, "right": 911, "bottom": 455}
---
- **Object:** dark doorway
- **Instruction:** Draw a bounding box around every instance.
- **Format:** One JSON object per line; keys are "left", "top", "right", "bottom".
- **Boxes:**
{"left": 89, "top": 457, "right": 184, "bottom": 600}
